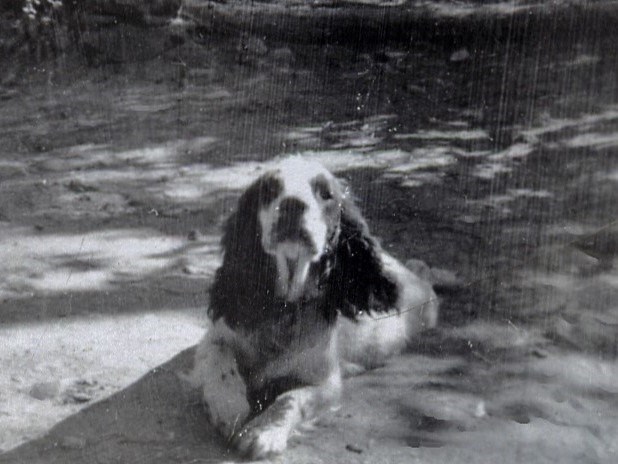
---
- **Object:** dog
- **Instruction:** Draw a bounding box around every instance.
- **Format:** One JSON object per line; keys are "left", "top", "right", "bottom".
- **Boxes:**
{"left": 188, "top": 157, "right": 438, "bottom": 459}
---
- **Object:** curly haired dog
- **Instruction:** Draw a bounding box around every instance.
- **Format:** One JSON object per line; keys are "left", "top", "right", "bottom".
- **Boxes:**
{"left": 188, "top": 157, "right": 438, "bottom": 459}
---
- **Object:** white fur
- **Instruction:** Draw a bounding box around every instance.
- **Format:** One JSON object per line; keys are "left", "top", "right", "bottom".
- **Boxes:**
{"left": 236, "top": 377, "right": 341, "bottom": 458}
{"left": 272, "top": 243, "right": 314, "bottom": 301}
{"left": 189, "top": 320, "right": 342, "bottom": 459}
{"left": 339, "top": 252, "right": 438, "bottom": 371}
{"left": 187, "top": 321, "right": 251, "bottom": 439}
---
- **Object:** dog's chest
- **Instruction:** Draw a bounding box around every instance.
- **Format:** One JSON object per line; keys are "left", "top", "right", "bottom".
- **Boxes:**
{"left": 230, "top": 311, "right": 338, "bottom": 410}
{"left": 255, "top": 305, "right": 331, "bottom": 351}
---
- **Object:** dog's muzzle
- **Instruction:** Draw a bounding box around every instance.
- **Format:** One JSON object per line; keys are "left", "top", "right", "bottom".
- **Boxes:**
{"left": 265, "top": 197, "right": 322, "bottom": 302}
{"left": 273, "top": 198, "right": 316, "bottom": 251}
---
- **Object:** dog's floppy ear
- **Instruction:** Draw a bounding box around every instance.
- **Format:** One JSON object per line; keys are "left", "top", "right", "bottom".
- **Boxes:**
{"left": 220, "top": 173, "right": 283, "bottom": 261}
{"left": 209, "top": 173, "right": 282, "bottom": 324}
{"left": 328, "top": 189, "right": 399, "bottom": 319}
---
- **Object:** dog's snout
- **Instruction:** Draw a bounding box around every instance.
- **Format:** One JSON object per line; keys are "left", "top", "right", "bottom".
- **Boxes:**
{"left": 279, "top": 197, "right": 307, "bottom": 217}
{"left": 274, "top": 197, "right": 308, "bottom": 242}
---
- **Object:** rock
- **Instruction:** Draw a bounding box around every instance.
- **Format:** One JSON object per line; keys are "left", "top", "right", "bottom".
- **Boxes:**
{"left": 182, "top": 265, "right": 201, "bottom": 275}
{"left": 450, "top": 48, "right": 470, "bottom": 62}
{"left": 236, "top": 34, "right": 268, "bottom": 62}
{"left": 59, "top": 435, "right": 87, "bottom": 450}
{"left": 345, "top": 444, "right": 363, "bottom": 454}
{"left": 474, "top": 401, "right": 487, "bottom": 418}
{"left": 530, "top": 348, "right": 549, "bottom": 358}
{"left": 187, "top": 229, "right": 203, "bottom": 241}
{"left": 62, "top": 378, "right": 100, "bottom": 404}
{"left": 570, "top": 222, "right": 618, "bottom": 270}
{"left": 66, "top": 179, "right": 97, "bottom": 193}
{"left": 168, "top": 15, "right": 195, "bottom": 45}
{"left": 239, "top": 35, "right": 268, "bottom": 55}
{"left": 63, "top": 391, "right": 94, "bottom": 404}
{"left": 29, "top": 381, "right": 60, "bottom": 401}
{"left": 270, "top": 47, "right": 295, "bottom": 67}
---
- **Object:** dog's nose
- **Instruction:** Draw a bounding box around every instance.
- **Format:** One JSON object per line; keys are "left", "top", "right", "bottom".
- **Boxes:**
{"left": 274, "top": 197, "right": 308, "bottom": 242}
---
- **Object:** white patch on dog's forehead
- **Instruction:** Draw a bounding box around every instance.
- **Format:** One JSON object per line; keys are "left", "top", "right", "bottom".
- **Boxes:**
{"left": 275, "top": 158, "right": 333, "bottom": 193}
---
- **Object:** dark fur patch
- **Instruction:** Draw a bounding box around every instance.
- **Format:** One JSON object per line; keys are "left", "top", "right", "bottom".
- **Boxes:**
{"left": 325, "top": 198, "right": 399, "bottom": 319}
{"left": 311, "top": 174, "right": 335, "bottom": 201}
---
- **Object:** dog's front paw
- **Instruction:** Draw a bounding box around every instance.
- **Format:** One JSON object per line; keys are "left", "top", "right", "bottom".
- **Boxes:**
{"left": 235, "top": 422, "right": 290, "bottom": 460}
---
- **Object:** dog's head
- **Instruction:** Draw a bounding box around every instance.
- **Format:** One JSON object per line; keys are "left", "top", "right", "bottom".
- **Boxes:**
{"left": 210, "top": 158, "right": 398, "bottom": 329}
{"left": 256, "top": 158, "right": 344, "bottom": 301}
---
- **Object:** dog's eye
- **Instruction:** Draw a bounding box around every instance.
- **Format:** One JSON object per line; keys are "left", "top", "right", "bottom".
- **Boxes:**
{"left": 318, "top": 186, "right": 333, "bottom": 201}
{"left": 313, "top": 177, "right": 334, "bottom": 201}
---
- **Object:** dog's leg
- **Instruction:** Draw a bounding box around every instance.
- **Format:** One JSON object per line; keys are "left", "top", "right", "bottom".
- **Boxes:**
{"left": 189, "top": 328, "right": 251, "bottom": 440}
{"left": 235, "top": 379, "right": 341, "bottom": 459}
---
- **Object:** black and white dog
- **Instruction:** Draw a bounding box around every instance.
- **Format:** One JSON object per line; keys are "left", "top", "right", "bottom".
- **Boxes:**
{"left": 188, "top": 157, "right": 438, "bottom": 459}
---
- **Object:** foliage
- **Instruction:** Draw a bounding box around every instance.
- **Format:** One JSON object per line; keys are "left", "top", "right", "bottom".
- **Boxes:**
{"left": 6, "top": 0, "right": 82, "bottom": 60}
{"left": 22, "top": 0, "right": 64, "bottom": 21}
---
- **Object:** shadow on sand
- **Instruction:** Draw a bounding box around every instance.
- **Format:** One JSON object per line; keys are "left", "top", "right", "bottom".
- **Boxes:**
{"left": 0, "top": 347, "right": 233, "bottom": 464}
